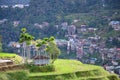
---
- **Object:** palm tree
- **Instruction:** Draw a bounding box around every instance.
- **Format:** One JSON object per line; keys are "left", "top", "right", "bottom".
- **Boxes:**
{"left": 35, "top": 37, "right": 57, "bottom": 64}
{"left": 19, "top": 28, "right": 34, "bottom": 63}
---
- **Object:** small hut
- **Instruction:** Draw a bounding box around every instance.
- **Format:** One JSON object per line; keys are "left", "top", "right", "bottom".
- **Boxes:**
{"left": 33, "top": 55, "right": 50, "bottom": 65}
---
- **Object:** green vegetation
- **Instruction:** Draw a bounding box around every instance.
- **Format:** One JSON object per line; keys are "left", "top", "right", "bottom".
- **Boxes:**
{"left": 0, "top": 52, "right": 23, "bottom": 64}
{"left": 0, "top": 0, "right": 120, "bottom": 80}
{"left": 0, "top": 59, "right": 119, "bottom": 80}
{"left": 0, "top": 0, "right": 30, "bottom": 5}
{"left": 0, "top": 71, "right": 29, "bottom": 80}
{"left": 28, "top": 64, "right": 55, "bottom": 73}
{"left": 46, "top": 41, "right": 61, "bottom": 64}
{"left": 0, "top": 43, "right": 2, "bottom": 52}
{"left": 1, "top": 0, "right": 120, "bottom": 52}
{"left": 29, "top": 59, "right": 119, "bottom": 80}
{"left": 19, "top": 28, "right": 34, "bottom": 62}
{"left": 36, "top": 36, "right": 60, "bottom": 64}
{"left": 19, "top": 28, "right": 60, "bottom": 64}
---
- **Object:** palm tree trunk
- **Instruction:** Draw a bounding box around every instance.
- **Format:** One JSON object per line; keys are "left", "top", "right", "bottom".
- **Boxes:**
{"left": 23, "top": 42, "right": 27, "bottom": 63}
{"left": 26, "top": 45, "right": 31, "bottom": 63}
{"left": 27, "top": 46, "right": 31, "bottom": 59}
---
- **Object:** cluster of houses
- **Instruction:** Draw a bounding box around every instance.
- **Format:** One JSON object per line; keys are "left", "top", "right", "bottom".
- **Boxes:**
{"left": 0, "top": 4, "right": 29, "bottom": 9}
{"left": 34, "top": 22, "right": 49, "bottom": 29}
{"left": 0, "top": 19, "right": 7, "bottom": 24}
{"left": 54, "top": 21, "right": 120, "bottom": 64}
{"left": 6, "top": 19, "right": 120, "bottom": 74}
{"left": 109, "top": 21, "right": 120, "bottom": 31}
{"left": 99, "top": 48, "right": 120, "bottom": 61}
{"left": 0, "top": 18, "right": 20, "bottom": 27}
{"left": 104, "top": 62, "right": 120, "bottom": 75}
{"left": 7, "top": 19, "right": 120, "bottom": 61}
{"left": 77, "top": 25, "right": 98, "bottom": 33}
{"left": 54, "top": 21, "right": 120, "bottom": 76}
{"left": 60, "top": 22, "right": 98, "bottom": 34}
{"left": 13, "top": 21, "right": 20, "bottom": 27}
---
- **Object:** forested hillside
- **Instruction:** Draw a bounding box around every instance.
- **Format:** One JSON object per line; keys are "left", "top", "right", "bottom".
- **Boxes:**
{"left": 0, "top": 0, "right": 120, "bottom": 52}
{"left": 0, "top": 0, "right": 30, "bottom": 5}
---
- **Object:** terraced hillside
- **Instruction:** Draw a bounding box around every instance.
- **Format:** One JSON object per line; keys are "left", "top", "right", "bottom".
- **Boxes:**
{"left": 0, "top": 52, "right": 23, "bottom": 64}
{"left": 0, "top": 57, "right": 119, "bottom": 80}
{"left": 29, "top": 60, "right": 119, "bottom": 80}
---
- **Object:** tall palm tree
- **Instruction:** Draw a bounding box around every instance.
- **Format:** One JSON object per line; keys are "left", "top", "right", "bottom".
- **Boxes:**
{"left": 19, "top": 28, "right": 34, "bottom": 63}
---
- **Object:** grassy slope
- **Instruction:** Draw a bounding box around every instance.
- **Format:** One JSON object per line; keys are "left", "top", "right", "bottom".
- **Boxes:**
{"left": 29, "top": 59, "right": 119, "bottom": 80}
{"left": 0, "top": 52, "right": 23, "bottom": 64}
{"left": 0, "top": 52, "right": 119, "bottom": 80}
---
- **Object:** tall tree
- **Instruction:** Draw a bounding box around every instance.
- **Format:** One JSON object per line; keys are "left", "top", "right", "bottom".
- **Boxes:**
{"left": 36, "top": 36, "right": 60, "bottom": 64}
{"left": 19, "top": 28, "right": 34, "bottom": 63}
{"left": 46, "top": 37, "right": 61, "bottom": 64}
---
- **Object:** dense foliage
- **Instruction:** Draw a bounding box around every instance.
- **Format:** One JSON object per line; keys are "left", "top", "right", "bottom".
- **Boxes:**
{"left": 28, "top": 64, "right": 55, "bottom": 72}
{"left": 0, "top": 0, "right": 120, "bottom": 52}
{"left": 0, "top": 59, "right": 119, "bottom": 80}
{"left": 0, "top": 0, "right": 30, "bottom": 5}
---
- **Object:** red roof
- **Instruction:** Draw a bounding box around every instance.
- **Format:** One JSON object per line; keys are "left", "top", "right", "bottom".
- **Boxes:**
{"left": 117, "top": 48, "right": 120, "bottom": 51}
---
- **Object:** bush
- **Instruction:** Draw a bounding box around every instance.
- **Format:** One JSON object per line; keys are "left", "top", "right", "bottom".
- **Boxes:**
{"left": 55, "top": 76, "right": 64, "bottom": 80}
{"left": 6, "top": 71, "right": 29, "bottom": 80}
{"left": 107, "top": 75, "right": 119, "bottom": 80}
{"left": 0, "top": 74, "right": 11, "bottom": 80}
{"left": 29, "top": 64, "right": 55, "bottom": 72}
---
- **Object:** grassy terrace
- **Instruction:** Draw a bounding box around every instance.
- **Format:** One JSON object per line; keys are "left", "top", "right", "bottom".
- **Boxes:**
{"left": 29, "top": 60, "right": 119, "bottom": 80}
{"left": 29, "top": 59, "right": 107, "bottom": 76}
{"left": 0, "top": 52, "right": 17, "bottom": 57}
{"left": 0, "top": 53, "right": 119, "bottom": 80}
{"left": 0, "top": 52, "right": 23, "bottom": 64}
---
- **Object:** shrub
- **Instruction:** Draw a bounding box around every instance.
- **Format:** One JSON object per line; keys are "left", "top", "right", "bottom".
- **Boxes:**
{"left": 29, "top": 64, "right": 55, "bottom": 72}
{"left": 55, "top": 76, "right": 64, "bottom": 80}
{"left": 107, "top": 75, "right": 119, "bottom": 80}
{"left": 6, "top": 71, "right": 29, "bottom": 80}
{"left": 0, "top": 74, "right": 11, "bottom": 80}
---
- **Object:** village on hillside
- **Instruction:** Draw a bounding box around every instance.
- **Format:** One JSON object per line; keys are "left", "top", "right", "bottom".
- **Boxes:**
{"left": 4, "top": 19, "right": 120, "bottom": 76}
{"left": 0, "top": 0, "right": 120, "bottom": 80}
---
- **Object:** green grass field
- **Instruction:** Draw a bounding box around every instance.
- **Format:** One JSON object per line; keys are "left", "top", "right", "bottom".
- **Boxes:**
{"left": 29, "top": 59, "right": 119, "bottom": 80}
{"left": 0, "top": 53, "right": 119, "bottom": 80}
{"left": 0, "top": 52, "right": 23, "bottom": 64}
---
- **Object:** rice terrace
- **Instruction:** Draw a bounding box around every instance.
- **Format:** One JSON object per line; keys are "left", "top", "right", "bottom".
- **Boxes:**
{"left": 0, "top": 53, "right": 119, "bottom": 80}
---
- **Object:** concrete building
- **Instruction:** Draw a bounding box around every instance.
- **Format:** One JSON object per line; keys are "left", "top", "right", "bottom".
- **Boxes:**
{"left": 68, "top": 25, "right": 76, "bottom": 35}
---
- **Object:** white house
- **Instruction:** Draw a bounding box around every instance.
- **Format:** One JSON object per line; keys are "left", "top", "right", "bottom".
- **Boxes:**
{"left": 34, "top": 23, "right": 43, "bottom": 29}
{"left": 12, "top": 4, "right": 24, "bottom": 9}
{"left": 33, "top": 56, "right": 50, "bottom": 65}
{"left": 109, "top": 21, "right": 120, "bottom": 30}
{"left": 13, "top": 21, "right": 20, "bottom": 27}
{"left": 61, "top": 22, "right": 68, "bottom": 30}
{"left": 0, "top": 19, "right": 7, "bottom": 24}
{"left": 0, "top": 5, "right": 8, "bottom": 8}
